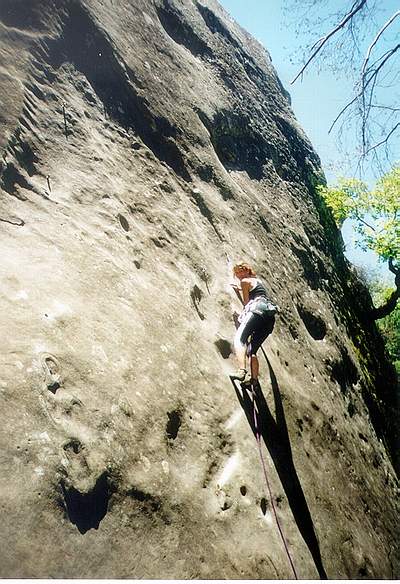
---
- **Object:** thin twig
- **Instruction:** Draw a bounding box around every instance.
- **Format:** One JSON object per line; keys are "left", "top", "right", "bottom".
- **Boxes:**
{"left": 354, "top": 212, "right": 376, "bottom": 232}
{"left": 290, "top": 0, "right": 367, "bottom": 84}
{"left": 329, "top": 43, "right": 400, "bottom": 134}
{"left": 361, "top": 68, "right": 379, "bottom": 153}
{"left": 364, "top": 44, "right": 400, "bottom": 84}
{"left": 328, "top": 96, "right": 358, "bottom": 133}
{"left": 364, "top": 122, "right": 400, "bottom": 155}
{"left": 361, "top": 11, "right": 400, "bottom": 79}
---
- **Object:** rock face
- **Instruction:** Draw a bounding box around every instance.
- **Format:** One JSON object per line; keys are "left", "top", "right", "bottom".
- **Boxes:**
{"left": 0, "top": 0, "right": 399, "bottom": 579}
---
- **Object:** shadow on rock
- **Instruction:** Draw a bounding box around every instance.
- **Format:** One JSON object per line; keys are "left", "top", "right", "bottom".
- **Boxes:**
{"left": 60, "top": 472, "right": 111, "bottom": 535}
{"left": 232, "top": 355, "right": 328, "bottom": 580}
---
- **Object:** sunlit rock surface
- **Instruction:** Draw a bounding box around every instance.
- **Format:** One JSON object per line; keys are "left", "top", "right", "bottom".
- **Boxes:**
{"left": 0, "top": 0, "right": 399, "bottom": 578}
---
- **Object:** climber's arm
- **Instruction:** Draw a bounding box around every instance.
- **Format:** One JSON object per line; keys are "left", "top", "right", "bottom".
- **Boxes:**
{"left": 240, "top": 278, "right": 251, "bottom": 305}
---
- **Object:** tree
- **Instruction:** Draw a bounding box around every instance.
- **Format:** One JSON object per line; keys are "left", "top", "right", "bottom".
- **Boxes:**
{"left": 368, "top": 275, "right": 400, "bottom": 373}
{"left": 287, "top": 0, "right": 400, "bottom": 172}
{"left": 317, "top": 164, "right": 400, "bottom": 318}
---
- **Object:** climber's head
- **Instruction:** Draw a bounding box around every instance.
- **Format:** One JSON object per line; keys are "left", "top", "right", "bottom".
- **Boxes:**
{"left": 233, "top": 261, "right": 256, "bottom": 279}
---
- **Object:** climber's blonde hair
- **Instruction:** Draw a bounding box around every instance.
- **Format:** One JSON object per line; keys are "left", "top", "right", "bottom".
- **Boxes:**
{"left": 233, "top": 261, "right": 256, "bottom": 277}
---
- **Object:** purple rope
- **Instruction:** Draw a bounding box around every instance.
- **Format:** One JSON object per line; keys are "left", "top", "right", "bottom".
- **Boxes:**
{"left": 250, "top": 379, "right": 298, "bottom": 580}
{"left": 234, "top": 289, "right": 298, "bottom": 578}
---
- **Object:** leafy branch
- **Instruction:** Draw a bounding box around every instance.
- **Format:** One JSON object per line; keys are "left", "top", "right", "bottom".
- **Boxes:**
{"left": 317, "top": 164, "right": 399, "bottom": 318}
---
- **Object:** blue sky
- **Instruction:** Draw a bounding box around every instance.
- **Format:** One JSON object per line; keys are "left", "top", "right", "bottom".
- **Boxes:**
{"left": 218, "top": 0, "right": 399, "bottom": 282}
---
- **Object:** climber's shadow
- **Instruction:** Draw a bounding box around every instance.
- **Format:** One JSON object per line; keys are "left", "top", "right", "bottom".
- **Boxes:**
{"left": 232, "top": 356, "right": 327, "bottom": 580}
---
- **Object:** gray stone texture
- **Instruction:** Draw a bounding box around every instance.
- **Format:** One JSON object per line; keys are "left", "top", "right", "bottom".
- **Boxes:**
{"left": 0, "top": 0, "right": 399, "bottom": 578}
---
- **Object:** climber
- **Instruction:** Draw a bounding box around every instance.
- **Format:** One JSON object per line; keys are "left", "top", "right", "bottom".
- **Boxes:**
{"left": 230, "top": 261, "right": 276, "bottom": 385}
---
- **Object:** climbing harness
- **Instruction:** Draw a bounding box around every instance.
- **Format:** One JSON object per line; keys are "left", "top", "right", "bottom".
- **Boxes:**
{"left": 231, "top": 282, "right": 298, "bottom": 579}
{"left": 238, "top": 296, "right": 277, "bottom": 323}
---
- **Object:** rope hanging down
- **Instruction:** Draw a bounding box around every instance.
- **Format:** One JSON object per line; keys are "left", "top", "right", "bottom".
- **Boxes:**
{"left": 232, "top": 283, "right": 298, "bottom": 579}
{"left": 248, "top": 375, "right": 298, "bottom": 580}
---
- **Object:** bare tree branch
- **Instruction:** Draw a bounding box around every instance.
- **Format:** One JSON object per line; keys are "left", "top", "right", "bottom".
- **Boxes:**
{"left": 364, "top": 122, "right": 400, "bottom": 155}
{"left": 288, "top": 1, "right": 400, "bottom": 169}
{"left": 328, "top": 95, "right": 358, "bottom": 133}
{"left": 354, "top": 213, "right": 377, "bottom": 232}
{"left": 290, "top": 0, "right": 368, "bottom": 84}
{"left": 371, "top": 258, "right": 400, "bottom": 319}
{"left": 361, "top": 10, "right": 400, "bottom": 79}
{"left": 329, "top": 43, "right": 400, "bottom": 138}
{"left": 369, "top": 105, "right": 400, "bottom": 112}
{"left": 363, "top": 43, "right": 400, "bottom": 85}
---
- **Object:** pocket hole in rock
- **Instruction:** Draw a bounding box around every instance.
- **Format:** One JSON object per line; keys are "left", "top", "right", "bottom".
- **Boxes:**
{"left": 190, "top": 284, "right": 205, "bottom": 320}
{"left": 214, "top": 338, "right": 232, "bottom": 359}
{"left": 297, "top": 305, "right": 327, "bottom": 340}
{"left": 118, "top": 213, "right": 130, "bottom": 232}
{"left": 260, "top": 497, "right": 267, "bottom": 515}
{"left": 166, "top": 409, "right": 182, "bottom": 440}
{"left": 63, "top": 439, "right": 83, "bottom": 455}
{"left": 60, "top": 472, "right": 111, "bottom": 534}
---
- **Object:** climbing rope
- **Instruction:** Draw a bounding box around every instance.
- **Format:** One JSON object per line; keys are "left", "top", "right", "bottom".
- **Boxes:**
{"left": 248, "top": 367, "right": 298, "bottom": 580}
{"left": 230, "top": 278, "right": 298, "bottom": 578}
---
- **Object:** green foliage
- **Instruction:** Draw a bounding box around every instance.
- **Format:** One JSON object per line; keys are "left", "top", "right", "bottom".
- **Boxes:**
{"left": 317, "top": 178, "right": 367, "bottom": 226}
{"left": 317, "top": 164, "right": 400, "bottom": 263}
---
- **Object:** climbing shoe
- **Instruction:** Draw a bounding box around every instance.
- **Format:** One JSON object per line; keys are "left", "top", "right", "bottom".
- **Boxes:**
{"left": 242, "top": 377, "right": 260, "bottom": 390}
{"left": 230, "top": 368, "right": 251, "bottom": 383}
{"left": 241, "top": 377, "right": 255, "bottom": 388}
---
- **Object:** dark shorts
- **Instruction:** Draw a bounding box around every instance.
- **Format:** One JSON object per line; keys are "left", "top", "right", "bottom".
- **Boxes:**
{"left": 239, "top": 312, "right": 275, "bottom": 355}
